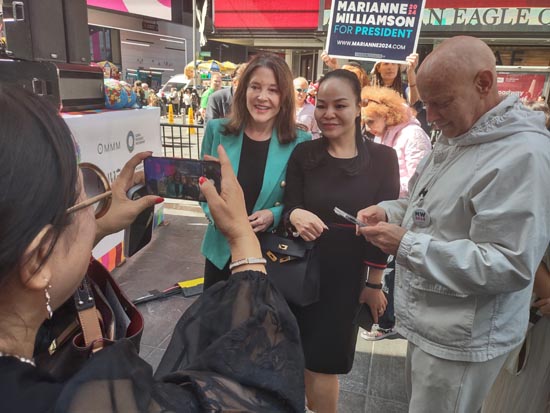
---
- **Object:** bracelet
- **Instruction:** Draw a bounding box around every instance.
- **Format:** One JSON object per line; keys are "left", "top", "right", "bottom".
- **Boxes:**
{"left": 229, "top": 257, "right": 267, "bottom": 271}
{"left": 409, "top": 84, "right": 417, "bottom": 87}
{"left": 365, "top": 281, "right": 383, "bottom": 289}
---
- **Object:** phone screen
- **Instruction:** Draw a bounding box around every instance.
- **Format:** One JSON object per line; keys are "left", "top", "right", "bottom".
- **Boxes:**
{"left": 143, "top": 156, "right": 221, "bottom": 202}
{"left": 124, "top": 185, "right": 154, "bottom": 258}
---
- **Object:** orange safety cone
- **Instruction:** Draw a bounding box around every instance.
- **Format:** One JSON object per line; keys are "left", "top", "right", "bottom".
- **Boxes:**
{"left": 188, "top": 106, "right": 195, "bottom": 134}
{"left": 168, "top": 104, "right": 174, "bottom": 124}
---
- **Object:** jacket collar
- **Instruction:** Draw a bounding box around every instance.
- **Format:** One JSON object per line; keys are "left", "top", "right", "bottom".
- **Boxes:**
{"left": 219, "top": 127, "right": 293, "bottom": 210}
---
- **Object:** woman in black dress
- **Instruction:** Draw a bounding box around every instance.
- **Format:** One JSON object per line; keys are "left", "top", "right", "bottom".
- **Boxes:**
{"left": 283, "top": 69, "right": 400, "bottom": 412}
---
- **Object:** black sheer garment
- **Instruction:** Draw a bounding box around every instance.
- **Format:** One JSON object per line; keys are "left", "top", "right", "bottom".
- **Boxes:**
{"left": 0, "top": 271, "right": 305, "bottom": 412}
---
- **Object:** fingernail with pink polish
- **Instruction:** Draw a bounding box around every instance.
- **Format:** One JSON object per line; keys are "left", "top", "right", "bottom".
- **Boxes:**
{"left": 155, "top": 197, "right": 165, "bottom": 204}
{"left": 198, "top": 176, "right": 207, "bottom": 185}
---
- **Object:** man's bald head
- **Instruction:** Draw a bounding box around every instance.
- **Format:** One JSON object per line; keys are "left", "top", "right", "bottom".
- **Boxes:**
{"left": 416, "top": 36, "right": 502, "bottom": 138}
{"left": 418, "top": 37, "right": 497, "bottom": 88}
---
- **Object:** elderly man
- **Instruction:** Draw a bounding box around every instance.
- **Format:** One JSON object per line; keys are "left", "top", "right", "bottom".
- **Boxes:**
{"left": 357, "top": 36, "right": 550, "bottom": 412}
{"left": 293, "top": 76, "right": 320, "bottom": 139}
{"left": 205, "top": 63, "right": 247, "bottom": 123}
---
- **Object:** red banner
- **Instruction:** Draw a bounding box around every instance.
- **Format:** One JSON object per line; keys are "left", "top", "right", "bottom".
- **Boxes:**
{"left": 214, "top": 0, "right": 319, "bottom": 29}
{"left": 497, "top": 72, "right": 547, "bottom": 101}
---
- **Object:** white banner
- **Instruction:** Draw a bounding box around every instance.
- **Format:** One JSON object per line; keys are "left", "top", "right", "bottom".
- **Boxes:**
{"left": 63, "top": 107, "right": 162, "bottom": 259}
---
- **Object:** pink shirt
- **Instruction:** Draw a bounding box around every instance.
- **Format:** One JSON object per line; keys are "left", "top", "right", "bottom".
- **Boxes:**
{"left": 296, "top": 101, "right": 320, "bottom": 139}
{"left": 380, "top": 118, "right": 432, "bottom": 198}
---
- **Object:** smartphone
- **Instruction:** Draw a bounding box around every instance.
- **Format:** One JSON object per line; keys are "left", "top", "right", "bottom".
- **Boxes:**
{"left": 143, "top": 156, "right": 221, "bottom": 202}
{"left": 334, "top": 207, "right": 366, "bottom": 227}
{"left": 124, "top": 184, "right": 154, "bottom": 258}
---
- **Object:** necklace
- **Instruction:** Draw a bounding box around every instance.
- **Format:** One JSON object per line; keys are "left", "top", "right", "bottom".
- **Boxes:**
{"left": 0, "top": 351, "right": 36, "bottom": 367}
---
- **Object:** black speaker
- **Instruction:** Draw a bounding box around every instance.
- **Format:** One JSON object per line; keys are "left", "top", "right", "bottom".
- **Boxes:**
{"left": 62, "top": 0, "right": 90, "bottom": 64}
{"left": 2, "top": 0, "right": 67, "bottom": 62}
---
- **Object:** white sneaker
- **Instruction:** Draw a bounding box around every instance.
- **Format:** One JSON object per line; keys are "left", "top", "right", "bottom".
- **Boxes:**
{"left": 361, "top": 324, "right": 397, "bottom": 341}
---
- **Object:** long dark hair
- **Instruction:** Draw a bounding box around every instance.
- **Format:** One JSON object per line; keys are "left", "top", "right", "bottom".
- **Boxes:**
{"left": 372, "top": 63, "right": 406, "bottom": 98}
{"left": 305, "top": 69, "right": 368, "bottom": 176}
{"left": 0, "top": 84, "right": 78, "bottom": 284}
{"left": 223, "top": 53, "right": 297, "bottom": 144}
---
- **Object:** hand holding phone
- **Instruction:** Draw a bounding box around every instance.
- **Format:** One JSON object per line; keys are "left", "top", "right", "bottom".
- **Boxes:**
{"left": 334, "top": 207, "right": 366, "bottom": 227}
{"left": 124, "top": 184, "right": 154, "bottom": 257}
{"left": 144, "top": 156, "right": 221, "bottom": 202}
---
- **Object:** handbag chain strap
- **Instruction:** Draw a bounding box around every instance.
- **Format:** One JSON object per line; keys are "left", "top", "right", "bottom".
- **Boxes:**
{"left": 73, "top": 276, "right": 104, "bottom": 352}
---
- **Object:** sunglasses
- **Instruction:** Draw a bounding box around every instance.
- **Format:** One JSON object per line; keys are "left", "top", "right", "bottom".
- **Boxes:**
{"left": 295, "top": 88, "right": 308, "bottom": 93}
{"left": 66, "top": 163, "right": 112, "bottom": 219}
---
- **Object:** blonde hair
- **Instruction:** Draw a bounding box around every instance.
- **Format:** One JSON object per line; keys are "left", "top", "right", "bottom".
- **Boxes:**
{"left": 361, "top": 86, "right": 410, "bottom": 126}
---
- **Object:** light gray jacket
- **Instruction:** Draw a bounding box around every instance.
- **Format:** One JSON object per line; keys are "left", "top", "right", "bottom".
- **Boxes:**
{"left": 380, "top": 95, "right": 550, "bottom": 362}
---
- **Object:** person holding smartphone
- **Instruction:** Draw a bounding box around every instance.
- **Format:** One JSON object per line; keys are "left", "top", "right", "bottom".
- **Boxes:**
{"left": 200, "top": 53, "right": 311, "bottom": 289}
{"left": 283, "top": 69, "right": 400, "bottom": 412}
{"left": 0, "top": 84, "right": 305, "bottom": 411}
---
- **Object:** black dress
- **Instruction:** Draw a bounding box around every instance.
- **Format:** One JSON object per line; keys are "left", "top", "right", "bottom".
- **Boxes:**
{"left": 0, "top": 271, "right": 305, "bottom": 412}
{"left": 283, "top": 138, "right": 399, "bottom": 374}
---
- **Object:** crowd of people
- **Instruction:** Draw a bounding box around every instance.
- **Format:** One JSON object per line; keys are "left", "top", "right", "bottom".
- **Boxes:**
{"left": 1, "top": 35, "right": 550, "bottom": 413}
{"left": 198, "top": 38, "right": 550, "bottom": 412}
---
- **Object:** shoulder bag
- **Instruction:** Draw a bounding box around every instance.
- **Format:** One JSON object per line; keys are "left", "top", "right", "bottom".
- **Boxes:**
{"left": 34, "top": 259, "right": 144, "bottom": 381}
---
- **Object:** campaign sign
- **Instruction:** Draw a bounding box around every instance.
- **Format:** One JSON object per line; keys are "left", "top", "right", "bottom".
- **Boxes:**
{"left": 326, "top": 0, "right": 425, "bottom": 64}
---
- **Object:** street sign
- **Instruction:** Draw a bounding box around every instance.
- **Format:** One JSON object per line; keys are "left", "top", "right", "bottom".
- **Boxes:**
{"left": 199, "top": 51, "right": 212, "bottom": 57}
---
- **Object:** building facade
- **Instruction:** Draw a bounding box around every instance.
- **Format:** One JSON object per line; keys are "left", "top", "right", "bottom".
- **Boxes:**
{"left": 206, "top": 0, "right": 550, "bottom": 98}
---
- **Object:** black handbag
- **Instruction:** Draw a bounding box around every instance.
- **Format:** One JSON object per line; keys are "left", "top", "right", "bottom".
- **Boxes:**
{"left": 258, "top": 233, "right": 320, "bottom": 306}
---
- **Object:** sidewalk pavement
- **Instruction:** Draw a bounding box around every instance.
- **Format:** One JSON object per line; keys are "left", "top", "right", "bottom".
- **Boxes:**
{"left": 112, "top": 201, "right": 409, "bottom": 412}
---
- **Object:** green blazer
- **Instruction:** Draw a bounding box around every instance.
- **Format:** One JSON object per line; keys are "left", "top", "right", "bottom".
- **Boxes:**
{"left": 200, "top": 118, "right": 311, "bottom": 269}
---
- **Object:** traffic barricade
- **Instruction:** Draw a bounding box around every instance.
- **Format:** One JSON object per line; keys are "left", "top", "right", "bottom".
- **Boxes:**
{"left": 160, "top": 123, "right": 203, "bottom": 159}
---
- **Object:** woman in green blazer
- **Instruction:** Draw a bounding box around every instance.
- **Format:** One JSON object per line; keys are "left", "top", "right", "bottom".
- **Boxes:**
{"left": 200, "top": 53, "right": 311, "bottom": 288}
